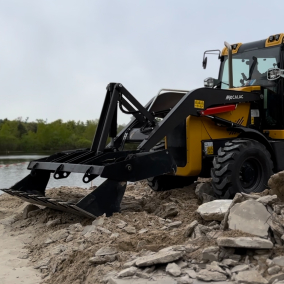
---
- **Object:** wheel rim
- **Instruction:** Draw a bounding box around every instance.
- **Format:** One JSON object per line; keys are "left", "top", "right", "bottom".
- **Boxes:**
{"left": 239, "top": 157, "right": 262, "bottom": 192}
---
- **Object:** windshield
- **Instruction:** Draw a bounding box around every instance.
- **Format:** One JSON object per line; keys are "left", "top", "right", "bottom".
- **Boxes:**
{"left": 220, "top": 46, "right": 280, "bottom": 89}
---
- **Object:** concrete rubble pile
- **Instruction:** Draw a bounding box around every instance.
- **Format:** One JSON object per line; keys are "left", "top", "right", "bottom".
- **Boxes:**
{"left": 2, "top": 172, "right": 284, "bottom": 283}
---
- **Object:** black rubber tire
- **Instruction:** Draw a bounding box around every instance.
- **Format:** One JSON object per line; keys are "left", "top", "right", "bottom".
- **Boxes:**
{"left": 147, "top": 175, "right": 198, "bottom": 192}
{"left": 211, "top": 139, "right": 273, "bottom": 199}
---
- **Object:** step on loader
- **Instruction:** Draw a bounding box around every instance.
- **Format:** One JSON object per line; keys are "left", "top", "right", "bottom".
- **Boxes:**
{"left": 3, "top": 34, "right": 284, "bottom": 218}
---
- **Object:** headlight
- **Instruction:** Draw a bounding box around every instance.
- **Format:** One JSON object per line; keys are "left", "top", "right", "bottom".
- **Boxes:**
{"left": 204, "top": 77, "right": 215, "bottom": 88}
{"left": 267, "top": 68, "right": 281, "bottom": 80}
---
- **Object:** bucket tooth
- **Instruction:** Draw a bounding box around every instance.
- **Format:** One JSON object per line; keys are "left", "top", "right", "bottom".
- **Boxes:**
{"left": 74, "top": 179, "right": 127, "bottom": 217}
{"left": 10, "top": 170, "right": 50, "bottom": 196}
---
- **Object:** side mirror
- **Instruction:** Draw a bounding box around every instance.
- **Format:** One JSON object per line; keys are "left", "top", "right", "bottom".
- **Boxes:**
{"left": 202, "top": 57, "right": 207, "bottom": 69}
{"left": 267, "top": 68, "right": 284, "bottom": 80}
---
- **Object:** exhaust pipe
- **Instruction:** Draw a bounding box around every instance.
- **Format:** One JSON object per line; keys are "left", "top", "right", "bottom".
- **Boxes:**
{"left": 224, "top": 41, "right": 233, "bottom": 88}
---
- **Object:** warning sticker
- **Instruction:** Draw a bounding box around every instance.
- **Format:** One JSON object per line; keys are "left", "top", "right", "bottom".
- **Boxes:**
{"left": 204, "top": 142, "right": 214, "bottom": 155}
{"left": 194, "top": 100, "right": 204, "bottom": 109}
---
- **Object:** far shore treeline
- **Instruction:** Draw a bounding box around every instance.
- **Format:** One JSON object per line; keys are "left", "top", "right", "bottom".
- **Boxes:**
{"left": 0, "top": 118, "right": 125, "bottom": 152}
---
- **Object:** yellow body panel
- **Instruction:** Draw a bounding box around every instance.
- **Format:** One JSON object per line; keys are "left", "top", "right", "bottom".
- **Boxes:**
{"left": 265, "top": 33, "right": 284, "bottom": 47}
{"left": 266, "top": 130, "right": 284, "bottom": 139}
{"left": 221, "top": 43, "right": 242, "bottom": 56}
{"left": 175, "top": 103, "right": 250, "bottom": 176}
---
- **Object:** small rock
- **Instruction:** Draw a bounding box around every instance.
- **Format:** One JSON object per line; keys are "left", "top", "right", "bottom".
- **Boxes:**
{"left": 89, "top": 255, "right": 117, "bottom": 264}
{"left": 266, "top": 259, "right": 274, "bottom": 267}
{"left": 49, "top": 229, "right": 69, "bottom": 242}
{"left": 44, "top": 238, "right": 53, "bottom": 244}
{"left": 46, "top": 218, "right": 61, "bottom": 228}
{"left": 22, "top": 204, "right": 40, "bottom": 219}
{"left": 222, "top": 259, "right": 239, "bottom": 266}
{"left": 196, "top": 269, "right": 227, "bottom": 281}
{"left": 267, "top": 273, "right": 284, "bottom": 283}
{"left": 138, "top": 228, "right": 148, "bottom": 234}
{"left": 97, "top": 226, "right": 112, "bottom": 235}
{"left": 197, "top": 200, "right": 232, "bottom": 221}
{"left": 116, "top": 220, "right": 127, "bottom": 229}
{"left": 68, "top": 223, "right": 83, "bottom": 232}
{"left": 168, "top": 221, "right": 182, "bottom": 229}
{"left": 217, "top": 237, "right": 273, "bottom": 249}
{"left": 256, "top": 195, "right": 278, "bottom": 205}
{"left": 166, "top": 263, "right": 181, "bottom": 276}
{"left": 34, "top": 258, "right": 51, "bottom": 269}
{"left": 143, "top": 266, "right": 155, "bottom": 274}
{"left": 123, "top": 226, "right": 136, "bottom": 234}
{"left": 268, "top": 266, "right": 281, "bottom": 275}
{"left": 182, "top": 269, "right": 196, "bottom": 278}
{"left": 135, "top": 250, "right": 184, "bottom": 267}
{"left": 110, "top": 233, "right": 119, "bottom": 239}
{"left": 235, "top": 270, "right": 268, "bottom": 284}
{"left": 155, "top": 202, "right": 179, "bottom": 219}
{"left": 184, "top": 220, "right": 198, "bottom": 237}
{"left": 273, "top": 256, "right": 284, "bottom": 267}
{"left": 117, "top": 267, "right": 138, "bottom": 278}
{"left": 177, "top": 275, "right": 193, "bottom": 284}
{"left": 95, "top": 247, "right": 117, "bottom": 256}
{"left": 231, "top": 264, "right": 249, "bottom": 273}
{"left": 123, "top": 259, "right": 137, "bottom": 268}
{"left": 65, "top": 235, "right": 73, "bottom": 242}
{"left": 202, "top": 246, "right": 219, "bottom": 262}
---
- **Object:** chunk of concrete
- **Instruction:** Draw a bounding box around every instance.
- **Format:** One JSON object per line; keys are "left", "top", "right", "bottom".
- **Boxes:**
{"left": 256, "top": 195, "right": 278, "bottom": 205}
{"left": 166, "top": 263, "right": 181, "bottom": 276}
{"left": 95, "top": 246, "right": 117, "bottom": 256}
{"left": 272, "top": 256, "right": 284, "bottom": 267}
{"left": 217, "top": 237, "right": 273, "bottom": 249}
{"left": 202, "top": 246, "right": 219, "bottom": 262}
{"left": 117, "top": 267, "right": 138, "bottom": 278}
{"left": 228, "top": 200, "right": 271, "bottom": 238}
{"left": 135, "top": 250, "right": 184, "bottom": 267}
{"left": 235, "top": 270, "right": 268, "bottom": 284}
{"left": 231, "top": 264, "right": 249, "bottom": 273}
{"left": 197, "top": 200, "right": 232, "bottom": 221}
{"left": 196, "top": 269, "right": 227, "bottom": 281}
{"left": 108, "top": 276, "right": 177, "bottom": 284}
{"left": 184, "top": 220, "right": 198, "bottom": 237}
{"left": 23, "top": 204, "right": 40, "bottom": 219}
{"left": 269, "top": 171, "right": 284, "bottom": 202}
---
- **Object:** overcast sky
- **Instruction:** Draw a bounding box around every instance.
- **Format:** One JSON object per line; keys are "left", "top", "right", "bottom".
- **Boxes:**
{"left": 0, "top": 0, "right": 282, "bottom": 124}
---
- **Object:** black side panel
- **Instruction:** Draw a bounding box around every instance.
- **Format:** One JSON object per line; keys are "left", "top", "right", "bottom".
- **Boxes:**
{"left": 166, "top": 120, "right": 187, "bottom": 167}
{"left": 270, "top": 141, "right": 284, "bottom": 171}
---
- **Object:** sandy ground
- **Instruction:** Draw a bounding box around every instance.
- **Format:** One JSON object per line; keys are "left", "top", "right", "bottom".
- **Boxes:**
{"left": 0, "top": 224, "right": 41, "bottom": 284}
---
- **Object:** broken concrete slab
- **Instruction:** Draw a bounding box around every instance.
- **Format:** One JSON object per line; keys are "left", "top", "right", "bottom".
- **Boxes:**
{"left": 235, "top": 270, "right": 268, "bottom": 284}
{"left": 135, "top": 250, "right": 184, "bottom": 267}
{"left": 197, "top": 200, "right": 232, "bottom": 221}
{"left": 228, "top": 200, "right": 271, "bottom": 238}
{"left": 217, "top": 237, "right": 273, "bottom": 249}
{"left": 108, "top": 276, "right": 178, "bottom": 284}
{"left": 196, "top": 269, "right": 227, "bottom": 281}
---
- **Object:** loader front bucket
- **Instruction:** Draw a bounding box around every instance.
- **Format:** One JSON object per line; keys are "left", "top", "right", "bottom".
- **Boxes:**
{"left": 2, "top": 176, "right": 127, "bottom": 218}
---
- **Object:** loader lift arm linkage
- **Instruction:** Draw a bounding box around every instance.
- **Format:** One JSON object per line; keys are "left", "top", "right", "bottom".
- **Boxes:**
{"left": 2, "top": 83, "right": 262, "bottom": 218}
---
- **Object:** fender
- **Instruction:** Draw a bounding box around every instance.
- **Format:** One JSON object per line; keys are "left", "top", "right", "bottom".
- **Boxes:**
{"left": 228, "top": 126, "right": 275, "bottom": 165}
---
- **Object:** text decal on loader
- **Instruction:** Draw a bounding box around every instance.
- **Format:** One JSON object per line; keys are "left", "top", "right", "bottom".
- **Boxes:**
{"left": 194, "top": 100, "right": 204, "bottom": 109}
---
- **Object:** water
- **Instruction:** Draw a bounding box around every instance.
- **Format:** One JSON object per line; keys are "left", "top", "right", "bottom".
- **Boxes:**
{"left": 0, "top": 154, "right": 105, "bottom": 192}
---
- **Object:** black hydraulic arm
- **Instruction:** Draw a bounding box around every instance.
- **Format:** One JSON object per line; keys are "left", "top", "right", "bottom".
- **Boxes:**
{"left": 138, "top": 87, "right": 261, "bottom": 151}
